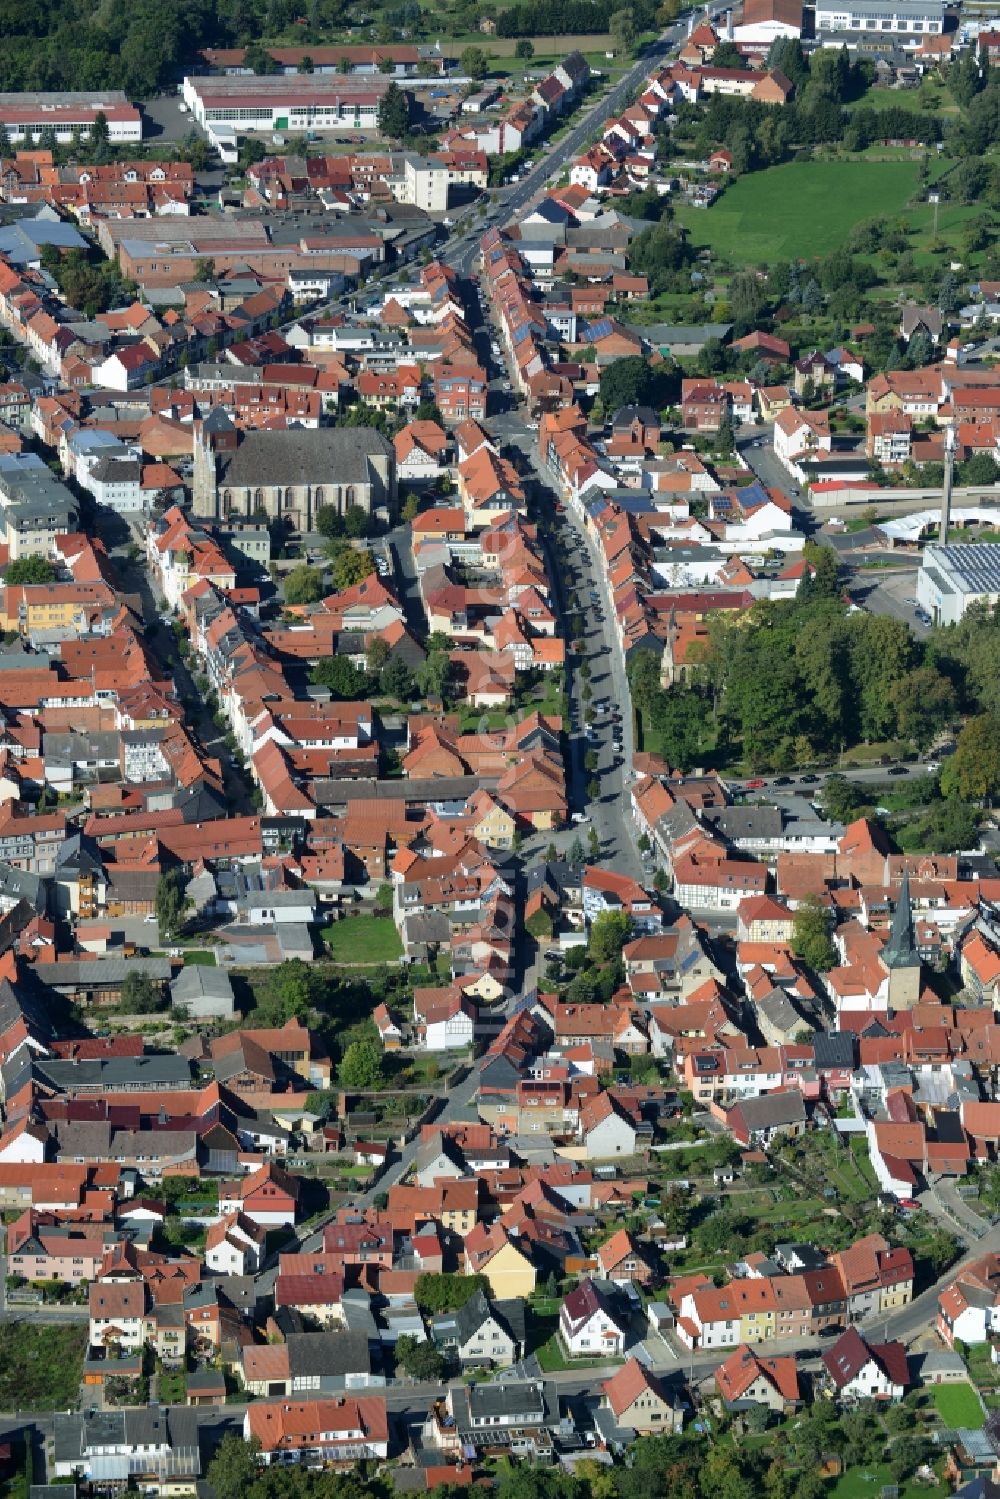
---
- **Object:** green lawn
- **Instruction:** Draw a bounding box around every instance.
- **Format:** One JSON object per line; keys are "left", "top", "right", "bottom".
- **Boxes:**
{"left": 674, "top": 159, "right": 924, "bottom": 262}
{"left": 534, "top": 1331, "right": 622, "bottom": 1373}
{"left": 831, "top": 1465, "right": 948, "bottom": 1499}
{"left": 157, "top": 1369, "right": 187, "bottom": 1405}
{"left": 183, "top": 950, "right": 217, "bottom": 967}
{"left": 850, "top": 77, "right": 959, "bottom": 114}
{"left": 321, "top": 915, "right": 403, "bottom": 965}
{"left": 932, "top": 1381, "right": 985, "bottom": 1427}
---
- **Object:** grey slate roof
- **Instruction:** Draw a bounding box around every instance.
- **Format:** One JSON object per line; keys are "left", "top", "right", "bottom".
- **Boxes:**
{"left": 31, "top": 1052, "right": 191, "bottom": 1091}
{"left": 812, "top": 1031, "right": 855, "bottom": 1070}
{"left": 219, "top": 426, "right": 393, "bottom": 488}
{"left": 33, "top": 957, "right": 171, "bottom": 988}
{"left": 170, "top": 966, "right": 235, "bottom": 1004}
{"left": 287, "top": 1328, "right": 374, "bottom": 1376}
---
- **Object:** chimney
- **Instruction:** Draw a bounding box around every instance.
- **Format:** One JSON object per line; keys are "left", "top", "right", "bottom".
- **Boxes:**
{"left": 725, "top": 7, "right": 734, "bottom": 38}
{"left": 940, "top": 424, "right": 955, "bottom": 546}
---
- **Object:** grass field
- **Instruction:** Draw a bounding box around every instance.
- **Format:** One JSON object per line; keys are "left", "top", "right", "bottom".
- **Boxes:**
{"left": 183, "top": 949, "right": 217, "bottom": 966}
{"left": 322, "top": 915, "right": 403, "bottom": 965}
{"left": 932, "top": 1381, "right": 985, "bottom": 1427}
{"left": 831, "top": 1464, "right": 948, "bottom": 1499}
{"left": 674, "top": 159, "right": 923, "bottom": 262}
{"left": 850, "top": 77, "right": 959, "bottom": 114}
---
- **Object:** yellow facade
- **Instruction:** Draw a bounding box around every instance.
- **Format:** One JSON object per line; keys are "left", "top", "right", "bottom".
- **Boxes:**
{"left": 476, "top": 1241, "right": 536, "bottom": 1300}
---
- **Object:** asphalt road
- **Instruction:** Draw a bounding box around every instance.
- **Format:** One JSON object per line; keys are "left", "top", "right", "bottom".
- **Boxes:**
{"left": 490, "top": 409, "right": 644, "bottom": 880}
{"left": 446, "top": 22, "right": 690, "bottom": 276}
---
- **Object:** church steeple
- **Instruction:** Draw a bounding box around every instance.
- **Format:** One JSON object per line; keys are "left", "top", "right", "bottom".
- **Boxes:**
{"left": 884, "top": 870, "right": 919, "bottom": 972}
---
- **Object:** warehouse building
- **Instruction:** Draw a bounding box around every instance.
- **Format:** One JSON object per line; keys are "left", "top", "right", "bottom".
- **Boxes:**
{"left": 0, "top": 92, "right": 141, "bottom": 144}
{"left": 180, "top": 73, "right": 392, "bottom": 134}
{"left": 917, "top": 542, "right": 1000, "bottom": 626}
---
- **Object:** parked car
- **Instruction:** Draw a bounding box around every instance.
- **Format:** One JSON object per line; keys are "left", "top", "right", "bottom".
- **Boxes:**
{"left": 887, "top": 765, "right": 908, "bottom": 776}
{"left": 745, "top": 777, "right": 765, "bottom": 789}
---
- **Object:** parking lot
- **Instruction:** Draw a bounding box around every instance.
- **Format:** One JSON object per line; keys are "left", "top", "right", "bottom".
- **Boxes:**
{"left": 850, "top": 564, "right": 930, "bottom": 637}
{"left": 140, "top": 94, "right": 199, "bottom": 143}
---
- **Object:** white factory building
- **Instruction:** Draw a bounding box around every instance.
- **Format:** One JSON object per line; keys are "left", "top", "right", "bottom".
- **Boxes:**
{"left": 0, "top": 92, "right": 141, "bottom": 145}
{"left": 917, "top": 542, "right": 1000, "bottom": 626}
{"left": 180, "top": 73, "right": 390, "bottom": 134}
{"left": 814, "top": 0, "right": 944, "bottom": 34}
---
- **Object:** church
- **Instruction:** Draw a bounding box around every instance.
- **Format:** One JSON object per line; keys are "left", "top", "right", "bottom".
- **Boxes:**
{"left": 192, "top": 409, "right": 396, "bottom": 530}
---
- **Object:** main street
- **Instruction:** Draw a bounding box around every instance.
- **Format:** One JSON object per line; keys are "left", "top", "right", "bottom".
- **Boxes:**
{"left": 445, "top": 20, "right": 692, "bottom": 277}
{"left": 491, "top": 410, "right": 645, "bottom": 881}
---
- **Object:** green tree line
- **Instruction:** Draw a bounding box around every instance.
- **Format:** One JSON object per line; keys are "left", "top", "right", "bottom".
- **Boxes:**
{"left": 629, "top": 569, "right": 1000, "bottom": 774}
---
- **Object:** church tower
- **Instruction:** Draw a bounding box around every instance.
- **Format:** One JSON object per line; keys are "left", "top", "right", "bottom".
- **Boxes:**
{"left": 883, "top": 870, "right": 921, "bottom": 1011}
{"left": 192, "top": 405, "right": 238, "bottom": 518}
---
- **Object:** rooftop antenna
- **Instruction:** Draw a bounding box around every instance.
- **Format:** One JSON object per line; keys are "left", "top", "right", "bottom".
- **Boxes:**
{"left": 941, "top": 422, "right": 955, "bottom": 546}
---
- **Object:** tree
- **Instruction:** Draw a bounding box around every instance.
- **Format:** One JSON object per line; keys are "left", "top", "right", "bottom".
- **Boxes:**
{"left": 313, "top": 655, "right": 368, "bottom": 700}
{"left": 329, "top": 546, "right": 375, "bottom": 592}
{"left": 800, "top": 542, "right": 840, "bottom": 599}
{"left": 283, "top": 564, "right": 325, "bottom": 606}
{"left": 119, "top": 971, "right": 164, "bottom": 1015}
{"left": 378, "top": 80, "right": 410, "bottom": 139}
{"left": 316, "top": 505, "right": 345, "bottom": 539}
{"left": 461, "top": 46, "right": 491, "bottom": 79}
{"left": 344, "top": 504, "right": 371, "bottom": 540}
{"left": 959, "top": 451, "right": 1000, "bottom": 487}
{"left": 207, "top": 1435, "right": 260, "bottom": 1499}
{"left": 416, "top": 651, "right": 454, "bottom": 703}
{"left": 589, "top": 908, "right": 631, "bottom": 961}
{"left": 244, "top": 43, "right": 275, "bottom": 75}
{"left": 4, "top": 556, "right": 55, "bottom": 585}
{"left": 712, "top": 39, "right": 743, "bottom": 67}
{"left": 889, "top": 1434, "right": 932, "bottom": 1484}
{"left": 394, "top": 1334, "right": 446, "bottom": 1379}
{"left": 272, "top": 960, "right": 314, "bottom": 1022}
{"left": 889, "top": 665, "right": 956, "bottom": 749}
{"left": 380, "top": 654, "right": 414, "bottom": 701}
{"left": 728, "top": 270, "right": 765, "bottom": 328}
{"left": 91, "top": 110, "right": 110, "bottom": 162}
{"left": 155, "top": 868, "right": 187, "bottom": 940}
{"left": 401, "top": 493, "right": 420, "bottom": 522}
{"left": 192, "top": 257, "right": 216, "bottom": 284}
{"left": 568, "top": 835, "right": 585, "bottom": 865}
{"left": 515, "top": 39, "right": 535, "bottom": 58}
{"left": 599, "top": 355, "right": 656, "bottom": 413}
{"left": 414, "top": 1272, "right": 490, "bottom": 1314}
{"left": 791, "top": 894, "right": 837, "bottom": 971}
{"left": 610, "top": 7, "right": 637, "bottom": 54}
{"left": 338, "top": 1039, "right": 385, "bottom": 1090}
{"left": 367, "top": 637, "right": 390, "bottom": 676}
{"left": 942, "top": 713, "right": 1000, "bottom": 804}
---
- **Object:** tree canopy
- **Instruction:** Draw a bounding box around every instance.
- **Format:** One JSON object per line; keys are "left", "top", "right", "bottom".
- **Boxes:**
{"left": 338, "top": 1038, "right": 385, "bottom": 1090}
{"left": 791, "top": 895, "right": 837, "bottom": 972}
{"left": 283, "top": 565, "right": 325, "bottom": 606}
{"left": 5, "top": 556, "right": 55, "bottom": 584}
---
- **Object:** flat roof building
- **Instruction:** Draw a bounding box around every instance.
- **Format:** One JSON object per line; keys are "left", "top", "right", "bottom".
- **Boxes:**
{"left": 0, "top": 93, "right": 141, "bottom": 144}
{"left": 917, "top": 542, "right": 1000, "bottom": 625}
{"left": 814, "top": 0, "right": 944, "bottom": 34}
{"left": 180, "top": 73, "right": 392, "bottom": 134}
